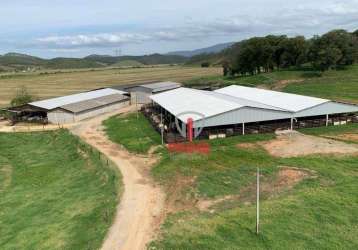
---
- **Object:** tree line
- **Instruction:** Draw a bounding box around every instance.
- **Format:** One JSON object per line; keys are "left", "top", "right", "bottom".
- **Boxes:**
{"left": 223, "top": 29, "right": 358, "bottom": 76}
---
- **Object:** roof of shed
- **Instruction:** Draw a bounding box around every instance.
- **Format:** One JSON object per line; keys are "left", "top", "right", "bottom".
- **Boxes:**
{"left": 141, "top": 81, "right": 181, "bottom": 92}
{"left": 150, "top": 88, "right": 245, "bottom": 122}
{"left": 30, "top": 88, "right": 127, "bottom": 110}
{"left": 60, "top": 94, "right": 128, "bottom": 113}
{"left": 215, "top": 85, "right": 329, "bottom": 112}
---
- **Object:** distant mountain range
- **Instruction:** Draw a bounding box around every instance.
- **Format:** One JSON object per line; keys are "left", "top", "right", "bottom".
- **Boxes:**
{"left": 167, "top": 42, "right": 234, "bottom": 57}
{"left": 0, "top": 42, "right": 233, "bottom": 72}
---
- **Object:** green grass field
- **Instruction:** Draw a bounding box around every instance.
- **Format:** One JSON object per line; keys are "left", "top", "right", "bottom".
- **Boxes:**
{"left": 103, "top": 113, "right": 358, "bottom": 249}
{"left": 103, "top": 112, "right": 162, "bottom": 154}
{"left": 185, "top": 64, "right": 358, "bottom": 103}
{"left": 0, "top": 130, "right": 121, "bottom": 249}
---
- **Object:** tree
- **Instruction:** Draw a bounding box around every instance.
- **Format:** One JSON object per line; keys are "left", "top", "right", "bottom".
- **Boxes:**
{"left": 309, "top": 35, "right": 342, "bottom": 72}
{"left": 10, "top": 86, "right": 34, "bottom": 107}
{"left": 279, "top": 36, "right": 307, "bottom": 68}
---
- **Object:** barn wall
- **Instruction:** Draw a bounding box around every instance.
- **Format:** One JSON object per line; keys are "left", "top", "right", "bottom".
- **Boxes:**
{"left": 130, "top": 87, "right": 153, "bottom": 104}
{"left": 194, "top": 107, "right": 292, "bottom": 128}
{"left": 74, "top": 101, "right": 130, "bottom": 122}
{"left": 295, "top": 102, "right": 358, "bottom": 118}
{"left": 48, "top": 109, "right": 75, "bottom": 124}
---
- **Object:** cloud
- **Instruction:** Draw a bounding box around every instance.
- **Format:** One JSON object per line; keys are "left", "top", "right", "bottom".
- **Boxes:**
{"left": 23, "top": 0, "right": 358, "bottom": 51}
{"left": 35, "top": 33, "right": 151, "bottom": 48}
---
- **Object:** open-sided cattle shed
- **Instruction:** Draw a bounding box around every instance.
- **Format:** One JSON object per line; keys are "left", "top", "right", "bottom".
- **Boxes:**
{"left": 11, "top": 88, "right": 129, "bottom": 124}
{"left": 148, "top": 85, "right": 358, "bottom": 142}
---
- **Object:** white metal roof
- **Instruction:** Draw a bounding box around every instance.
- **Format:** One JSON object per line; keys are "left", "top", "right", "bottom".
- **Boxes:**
{"left": 215, "top": 85, "right": 329, "bottom": 112}
{"left": 150, "top": 88, "right": 243, "bottom": 122}
{"left": 30, "top": 88, "right": 127, "bottom": 110}
{"left": 141, "top": 81, "right": 181, "bottom": 92}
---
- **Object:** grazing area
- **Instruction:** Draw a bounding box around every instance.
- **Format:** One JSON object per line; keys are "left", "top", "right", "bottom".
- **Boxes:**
{"left": 103, "top": 113, "right": 358, "bottom": 249}
{"left": 0, "top": 66, "right": 221, "bottom": 107}
{"left": 0, "top": 130, "right": 121, "bottom": 249}
{"left": 103, "top": 112, "right": 161, "bottom": 154}
{"left": 185, "top": 64, "right": 358, "bottom": 104}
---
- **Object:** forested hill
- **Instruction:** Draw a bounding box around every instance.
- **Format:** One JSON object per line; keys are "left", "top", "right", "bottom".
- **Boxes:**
{"left": 0, "top": 53, "right": 188, "bottom": 72}
{"left": 187, "top": 29, "right": 358, "bottom": 74}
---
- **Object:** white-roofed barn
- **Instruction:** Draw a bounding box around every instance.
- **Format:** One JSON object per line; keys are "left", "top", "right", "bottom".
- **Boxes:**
{"left": 146, "top": 85, "right": 358, "bottom": 142}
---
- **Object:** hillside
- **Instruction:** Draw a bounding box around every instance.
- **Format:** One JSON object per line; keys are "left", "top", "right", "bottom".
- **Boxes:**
{"left": 185, "top": 64, "right": 358, "bottom": 104}
{"left": 0, "top": 52, "right": 188, "bottom": 72}
{"left": 85, "top": 53, "right": 188, "bottom": 65}
{"left": 167, "top": 42, "right": 234, "bottom": 57}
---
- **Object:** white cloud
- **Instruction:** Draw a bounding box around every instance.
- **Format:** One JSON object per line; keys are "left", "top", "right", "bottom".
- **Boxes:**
{"left": 36, "top": 33, "right": 151, "bottom": 48}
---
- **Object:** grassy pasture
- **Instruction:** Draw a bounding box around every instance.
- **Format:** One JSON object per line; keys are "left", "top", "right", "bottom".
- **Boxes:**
{"left": 0, "top": 66, "right": 221, "bottom": 107}
{"left": 185, "top": 64, "right": 358, "bottom": 103}
{"left": 103, "top": 112, "right": 162, "bottom": 154}
{"left": 103, "top": 113, "right": 358, "bottom": 249}
{"left": 0, "top": 130, "right": 121, "bottom": 249}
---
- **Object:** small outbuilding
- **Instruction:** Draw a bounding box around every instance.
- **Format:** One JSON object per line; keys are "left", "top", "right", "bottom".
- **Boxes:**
{"left": 112, "top": 81, "right": 182, "bottom": 104}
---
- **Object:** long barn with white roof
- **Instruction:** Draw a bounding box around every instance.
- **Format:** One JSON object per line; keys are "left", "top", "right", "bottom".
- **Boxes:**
{"left": 146, "top": 85, "right": 358, "bottom": 142}
{"left": 9, "top": 88, "right": 129, "bottom": 124}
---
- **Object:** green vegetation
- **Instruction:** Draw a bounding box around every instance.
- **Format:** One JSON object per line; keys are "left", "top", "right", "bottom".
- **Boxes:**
{"left": 190, "top": 29, "right": 358, "bottom": 76}
{"left": 151, "top": 134, "right": 358, "bottom": 249}
{"left": 0, "top": 52, "right": 188, "bottom": 73}
{"left": 103, "top": 112, "right": 161, "bottom": 154}
{"left": 0, "top": 130, "right": 121, "bottom": 249}
{"left": 185, "top": 64, "right": 358, "bottom": 103}
{"left": 300, "top": 123, "right": 358, "bottom": 136}
{"left": 103, "top": 113, "right": 358, "bottom": 249}
{"left": 10, "top": 86, "right": 34, "bottom": 107}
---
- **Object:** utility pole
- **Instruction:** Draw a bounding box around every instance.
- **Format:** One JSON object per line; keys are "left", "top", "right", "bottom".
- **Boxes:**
{"left": 256, "top": 167, "right": 260, "bottom": 235}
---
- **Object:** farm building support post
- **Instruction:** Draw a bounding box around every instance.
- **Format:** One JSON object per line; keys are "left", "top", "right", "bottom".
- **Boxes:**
{"left": 242, "top": 123, "right": 245, "bottom": 135}
{"left": 290, "top": 118, "right": 293, "bottom": 131}
{"left": 160, "top": 112, "right": 164, "bottom": 145}
{"left": 256, "top": 167, "right": 260, "bottom": 235}
{"left": 326, "top": 114, "right": 329, "bottom": 127}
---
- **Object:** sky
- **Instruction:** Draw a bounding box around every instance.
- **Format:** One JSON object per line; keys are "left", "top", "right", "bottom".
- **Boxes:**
{"left": 1, "top": 0, "right": 357, "bottom": 58}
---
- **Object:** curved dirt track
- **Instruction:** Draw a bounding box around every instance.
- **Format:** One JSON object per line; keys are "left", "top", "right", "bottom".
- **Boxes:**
{"left": 70, "top": 106, "right": 165, "bottom": 250}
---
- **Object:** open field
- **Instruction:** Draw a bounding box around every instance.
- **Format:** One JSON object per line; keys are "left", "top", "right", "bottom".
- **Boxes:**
{"left": 185, "top": 64, "right": 358, "bottom": 103}
{"left": 0, "top": 66, "right": 221, "bottom": 107}
{"left": 104, "top": 114, "right": 358, "bottom": 249}
{"left": 0, "top": 130, "right": 121, "bottom": 249}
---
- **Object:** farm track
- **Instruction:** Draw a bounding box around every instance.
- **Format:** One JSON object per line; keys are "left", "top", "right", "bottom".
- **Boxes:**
{"left": 0, "top": 66, "right": 220, "bottom": 106}
{"left": 70, "top": 106, "right": 165, "bottom": 250}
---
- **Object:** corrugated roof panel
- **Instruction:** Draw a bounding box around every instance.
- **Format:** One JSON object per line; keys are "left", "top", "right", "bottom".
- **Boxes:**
{"left": 60, "top": 94, "right": 128, "bottom": 113}
{"left": 150, "top": 88, "right": 243, "bottom": 122}
{"left": 30, "top": 88, "right": 127, "bottom": 110}
{"left": 141, "top": 81, "right": 181, "bottom": 92}
{"left": 215, "top": 85, "right": 329, "bottom": 112}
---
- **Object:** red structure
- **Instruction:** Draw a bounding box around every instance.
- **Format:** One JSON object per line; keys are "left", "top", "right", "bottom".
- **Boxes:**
{"left": 167, "top": 142, "right": 210, "bottom": 154}
{"left": 187, "top": 118, "right": 193, "bottom": 142}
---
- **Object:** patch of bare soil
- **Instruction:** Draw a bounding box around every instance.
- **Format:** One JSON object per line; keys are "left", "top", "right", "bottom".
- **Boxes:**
{"left": 197, "top": 195, "right": 235, "bottom": 212}
{"left": 165, "top": 175, "right": 198, "bottom": 214}
{"left": 258, "top": 79, "right": 304, "bottom": 91}
{"left": 261, "top": 131, "right": 358, "bottom": 157}
{"left": 272, "top": 79, "right": 304, "bottom": 90}
{"left": 70, "top": 106, "right": 165, "bottom": 250}
{"left": 324, "top": 133, "right": 358, "bottom": 143}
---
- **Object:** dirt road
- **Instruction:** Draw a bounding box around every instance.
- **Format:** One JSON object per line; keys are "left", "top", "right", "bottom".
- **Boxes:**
{"left": 70, "top": 106, "right": 165, "bottom": 250}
